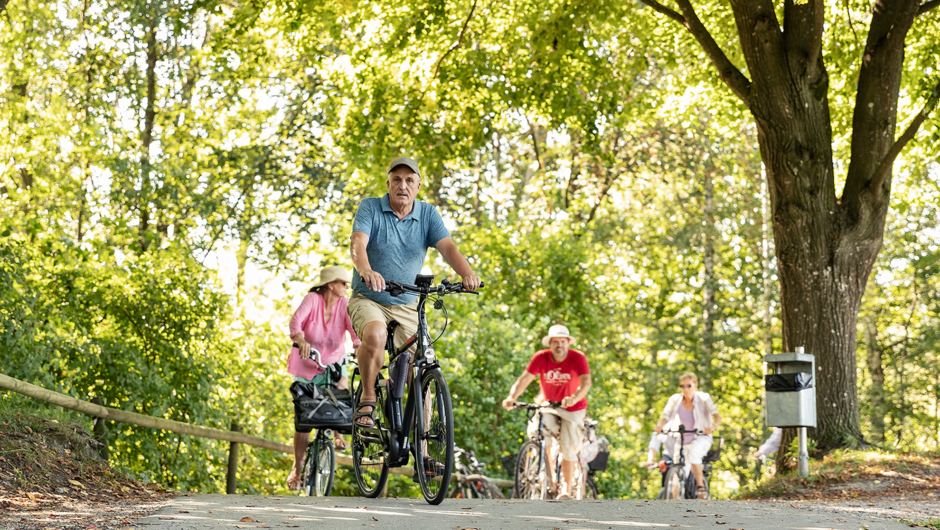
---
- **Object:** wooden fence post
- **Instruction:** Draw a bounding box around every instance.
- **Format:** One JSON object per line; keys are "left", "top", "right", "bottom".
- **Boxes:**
{"left": 90, "top": 397, "right": 109, "bottom": 461}
{"left": 226, "top": 421, "right": 240, "bottom": 494}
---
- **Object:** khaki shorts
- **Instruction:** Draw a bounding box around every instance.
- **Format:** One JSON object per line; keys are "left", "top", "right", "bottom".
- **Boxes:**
{"left": 527, "top": 408, "right": 587, "bottom": 462}
{"left": 347, "top": 293, "right": 419, "bottom": 352}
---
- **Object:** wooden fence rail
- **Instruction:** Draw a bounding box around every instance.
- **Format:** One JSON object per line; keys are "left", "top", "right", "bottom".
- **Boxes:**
{"left": 0, "top": 373, "right": 512, "bottom": 490}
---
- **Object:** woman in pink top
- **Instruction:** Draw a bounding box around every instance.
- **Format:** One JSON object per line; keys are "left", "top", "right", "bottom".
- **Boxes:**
{"left": 286, "top": 265, "right": 361, "bottom": 491}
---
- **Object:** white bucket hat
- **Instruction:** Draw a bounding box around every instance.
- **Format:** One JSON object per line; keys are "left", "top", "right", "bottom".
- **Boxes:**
{"left": 541, "top": 324, "right": 576, "bottom": 347}
{"left": 312, "top": 265, "right": 351, "bottom": 288}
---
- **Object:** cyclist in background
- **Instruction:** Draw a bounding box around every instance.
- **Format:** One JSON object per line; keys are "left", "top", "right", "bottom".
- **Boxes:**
{"left": 754, "top": 428, "right": 782, "bottom": 459}
{"left": 643, "top": 431, "right": 676, "bottom": 471}
{"left": 653, "top": 372, "right": 721, "bottom": 499}
{"left": 502, "top": 324, "right": 592, "bottom": 500}
{"left": 286, "top": 265, "right": 360, "bottom": 490}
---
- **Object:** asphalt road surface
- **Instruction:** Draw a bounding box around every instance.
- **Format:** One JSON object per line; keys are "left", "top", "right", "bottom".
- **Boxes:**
{"left": 139, "top": 494, "right": 916, "bottom": 530}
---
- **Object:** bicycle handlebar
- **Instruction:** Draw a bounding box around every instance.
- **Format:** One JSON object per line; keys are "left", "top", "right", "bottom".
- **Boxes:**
{"left": 385, "top": 279, "right": 485, "bottom": 297}
{"left": 508, "top": 400, "right": 562, "bottom": 411}
{"left": 291, "top": 344, "right": 355, "bottom": 370}
{"left": 659, "top": 427, "right": 705, "bottom": 435}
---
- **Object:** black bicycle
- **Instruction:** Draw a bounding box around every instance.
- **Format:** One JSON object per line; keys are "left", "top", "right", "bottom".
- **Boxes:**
{"left": 656, "top": 426, "right": 722, "bottom": 500}
{"left": 510, "top": 401, "right": 595, "bottom": 500}
{"left": 448, "top": 447, "right": 505, "bottom": 499}
{"left": 296, "top": 350, "right": 355, "bottom": 497}
{"left": 351, "top": 275, "right": 482, "bottom": 505}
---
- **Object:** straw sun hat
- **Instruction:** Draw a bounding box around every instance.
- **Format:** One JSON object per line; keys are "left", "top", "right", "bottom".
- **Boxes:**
{"left": 541, "top": 324, "right": 577, "bottom": 347}
{"left": 311, "top": 266, "right": 351, "bottom": 288}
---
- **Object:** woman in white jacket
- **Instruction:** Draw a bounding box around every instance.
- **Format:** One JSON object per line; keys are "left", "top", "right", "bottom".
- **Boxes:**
{"left": 653, "top": 372, "right": 721, "bottom": 499}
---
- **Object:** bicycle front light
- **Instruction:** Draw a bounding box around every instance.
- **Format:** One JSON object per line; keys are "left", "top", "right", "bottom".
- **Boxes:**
{"left": 425, "top": 346, "right": 436, "bottom": 360}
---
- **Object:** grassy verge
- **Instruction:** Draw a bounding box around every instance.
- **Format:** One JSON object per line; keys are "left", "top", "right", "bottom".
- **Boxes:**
{"left": 0, "top": 391, "right": 165, "bottom": 497}
{"left": 734, "top": 447, "right": 940, "bottom": 500}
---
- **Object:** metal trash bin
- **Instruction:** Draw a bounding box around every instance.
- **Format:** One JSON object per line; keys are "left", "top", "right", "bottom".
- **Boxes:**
{"left": 764, "top": 348, "right": 816, "bottom": 428}
{"left": 764, "top": 347, "right": 816, "bottom": 477}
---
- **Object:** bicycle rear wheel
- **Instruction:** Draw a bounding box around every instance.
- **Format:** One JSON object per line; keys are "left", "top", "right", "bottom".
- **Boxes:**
{"left": 304, "top": 434, "right": 334, "bottom": 496}
{"left": 414, "top": 367, "right": 454, "bottom": 505}
{"left": 585, "top": 472, "right": 598, "bottom": 499}
{"left": 482, "top": 478, "right": 506, "bottom": 499}
{"left": 514, "top": 440, "right": 546, "bottom": 499}
{"left": 662, "top": 467, "right": 684, "bottom": 500}
{"left": 352, "top": 378, "right": 389, "bottom": 497}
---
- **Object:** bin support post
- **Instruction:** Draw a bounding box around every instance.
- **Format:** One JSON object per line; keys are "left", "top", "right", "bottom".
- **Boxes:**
{"left": 798, "top": 427, "right": 809, "bottom": 477}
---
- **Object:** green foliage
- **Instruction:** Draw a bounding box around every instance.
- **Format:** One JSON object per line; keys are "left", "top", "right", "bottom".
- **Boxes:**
{"left": 2, "top": 0, "right": 938, "bottom": 499}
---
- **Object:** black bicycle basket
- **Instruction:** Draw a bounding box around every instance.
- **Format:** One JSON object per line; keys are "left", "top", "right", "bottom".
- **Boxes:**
{"left": 588, "top": 436, "right": 610, "bottom": 471}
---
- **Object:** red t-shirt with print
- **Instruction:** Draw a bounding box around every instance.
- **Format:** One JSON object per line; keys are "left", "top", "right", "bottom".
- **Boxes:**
{"left": 526, "top": 349, "right": 590, "bottom": 412}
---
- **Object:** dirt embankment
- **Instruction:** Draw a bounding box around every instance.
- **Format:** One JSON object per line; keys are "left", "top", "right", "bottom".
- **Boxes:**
{"left": 0, "top": 414, "right": 172, "bottom": 530}
{"left": 738, "top": 450, "right": 940, "bottom": 526}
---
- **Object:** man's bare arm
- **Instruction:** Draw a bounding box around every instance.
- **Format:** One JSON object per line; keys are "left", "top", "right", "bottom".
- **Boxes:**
{"left": 350, "top": 231, "right": 385, "bottom": 292}
{"left": 561, "top": 373, "right": 592, "bottom": 408}
{"left": 502, "top": 371, "right": 537, "bottom": 409}
{"left": 436, "top": 237, "right": 481, "bottom": 290}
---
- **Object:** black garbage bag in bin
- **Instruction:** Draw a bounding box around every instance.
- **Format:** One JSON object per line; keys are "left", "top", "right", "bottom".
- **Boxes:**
{"left": 765, "top": 372, "right": 813, "bottom": 392}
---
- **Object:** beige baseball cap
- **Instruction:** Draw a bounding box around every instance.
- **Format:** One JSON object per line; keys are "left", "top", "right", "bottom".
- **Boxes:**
{"left": 388, "top": 156, "right": 421, "bottom": 178}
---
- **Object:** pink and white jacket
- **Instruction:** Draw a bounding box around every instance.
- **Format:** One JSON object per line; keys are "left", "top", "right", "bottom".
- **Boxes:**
{"left": 287, "top": 293, "right": 360, "bottom": 380}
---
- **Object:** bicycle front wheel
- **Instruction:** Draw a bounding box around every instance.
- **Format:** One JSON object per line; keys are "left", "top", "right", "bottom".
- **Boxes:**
{"left": 697, "top": 474, "right": 711, "bottom": 500}
{"left": 662, "top": 467, "right": 684, "bottom": 500}
{"left": 304, "top": 434, "right": 334, "bottom": 496}
{"left": 414, "top": 367, "right": 454, "bottom": 505}
{"left": 352, "top": 379, "right": 389, "bottom": 497}
{"left": 514, "top": 440, "right": 545, "bottom": 499}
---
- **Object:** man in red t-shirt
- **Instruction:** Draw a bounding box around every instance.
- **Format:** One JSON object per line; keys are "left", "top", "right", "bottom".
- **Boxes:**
{"left": 502, "top": 324, "right": 592, "bottom": 499}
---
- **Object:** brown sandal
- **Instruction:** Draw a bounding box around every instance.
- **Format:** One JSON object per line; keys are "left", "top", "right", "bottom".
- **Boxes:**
{"left": 354, "top": 401, "right": 376, "bottom": 428}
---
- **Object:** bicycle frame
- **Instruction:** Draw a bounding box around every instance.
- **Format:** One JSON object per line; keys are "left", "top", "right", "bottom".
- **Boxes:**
{"left": 353, "top": 281, "right": 441, "bottom": 468}
{"left": 658, "top": 427, "right": 714, "bottom": 500}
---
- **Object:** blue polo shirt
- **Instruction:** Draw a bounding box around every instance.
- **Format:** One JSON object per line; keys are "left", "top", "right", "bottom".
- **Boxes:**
{"left": 351, "top": 194, "right": 451, "bottom": 306}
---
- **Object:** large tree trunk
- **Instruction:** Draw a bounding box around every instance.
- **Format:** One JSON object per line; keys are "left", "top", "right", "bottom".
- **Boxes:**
{"left": 728, "top": 0, "right": 920, "bottom": 451}
{"left": 637, "top": 0, "right": 929, "bottom": 453}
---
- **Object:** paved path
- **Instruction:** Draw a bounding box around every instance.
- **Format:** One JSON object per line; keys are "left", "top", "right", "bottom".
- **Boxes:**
{"left": 139, "top": 494, "right": 915, "bottom": 529}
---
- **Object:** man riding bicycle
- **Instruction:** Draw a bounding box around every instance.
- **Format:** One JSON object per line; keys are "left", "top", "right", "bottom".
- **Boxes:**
{"left": 502, "top": 324, "right": 592, "bottom": 500}
{"left": 347, "top": 156, "right": 481, "bottom": 432}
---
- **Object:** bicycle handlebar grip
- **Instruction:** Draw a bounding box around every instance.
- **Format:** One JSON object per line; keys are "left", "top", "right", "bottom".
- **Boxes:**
{"left": 292, "top": 342, "right": 325, "bottom": 367}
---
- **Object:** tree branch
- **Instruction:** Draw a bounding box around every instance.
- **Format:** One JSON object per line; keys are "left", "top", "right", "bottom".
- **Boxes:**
{"left": 918, "top": 0, "right": 940, "bottom": 15}
{"left": 673, "top": 0, "right": 752, "bottom": 105}
{"left": 431, "top": 0, "right": 477, "bottom": 80}
{"left": 635, "top": 0, "right": 685, "bottom": 23}
{"left": 869, "top": 77, "right": 940, "bottom": 194}
{"left": 807, "top": 0, "right": 825, "bottom": 72}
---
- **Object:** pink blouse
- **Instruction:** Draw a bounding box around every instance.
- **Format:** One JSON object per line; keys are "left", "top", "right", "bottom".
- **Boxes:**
{"left": 287, "top": 292, "right": 361, "bottom": 379}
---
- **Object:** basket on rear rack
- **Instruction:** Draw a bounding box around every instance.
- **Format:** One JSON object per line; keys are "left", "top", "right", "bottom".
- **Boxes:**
{"left": 588, "top": 436, "right": 610, "bottom": 471}
{"left": 290, "top": 381, "right": 354, "bottom": 435}
{"left": 703, "top": 436, "right": 723, "bottom": 463}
